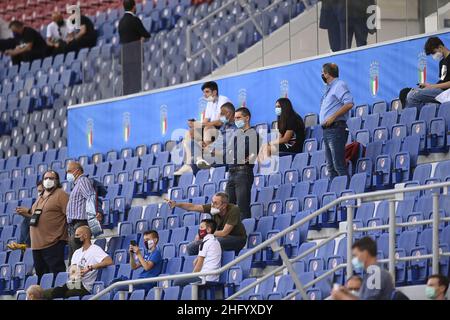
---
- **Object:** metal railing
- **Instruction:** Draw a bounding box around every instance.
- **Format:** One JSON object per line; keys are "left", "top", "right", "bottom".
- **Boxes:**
{"left": 185, "top": 0, "right": 313, "bottom": 69}
{"left": 90, "top": 180, "right": 450, "bottom": 300}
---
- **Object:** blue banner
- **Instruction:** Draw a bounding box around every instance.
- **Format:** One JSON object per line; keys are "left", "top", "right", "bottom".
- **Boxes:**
{"left": 68, "top": 31, "right": 450, "bottom": 157}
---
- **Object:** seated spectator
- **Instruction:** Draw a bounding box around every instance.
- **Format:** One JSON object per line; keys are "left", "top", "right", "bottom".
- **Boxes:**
{"left": 66, "top": 15, "right": 97, "bottom": 53}
{"left": 426, "top": 274, "right": 449, "bottom": 300}
{"left": 345, "top": 275, "right": 362, "bottom": 297}
{"left": 129, "top": 230, "right": 163, "bottom": 291}
{"left": 173, "top": 219, "right": 222, "bottom": 287}
{"left": 167, "top": 192, "right": 247, "bottom": 255}
{"left": 174, "top": 82, "right": 231, "bottom": 176}
{"left": 261, "top": 97, "right": 305, "bottom": 157}
{"left": 331, "top": 236, "right": 394, "bottom": 300}
{"left": 7, "top": 180, "right": 43, "bottom": 251}
{"left": 196, "top": 102, "right": 237, "bottom": 170}
{"left": 43, "top": 226, "right": 113, "bottom": 299}
{"left": 26, "top": 285, "right": 44, "bottom": 300}
{"left": 4, "top": 21, "right": 48, "bottom": 65}
{"left": 46, "top": 11, "right": 75, "bottom": 55}
{"left": 401, "top": 37, "right": 450, "bottom": 110}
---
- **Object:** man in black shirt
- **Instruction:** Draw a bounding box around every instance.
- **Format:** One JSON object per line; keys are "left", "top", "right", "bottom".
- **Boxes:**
{"left": 404, "top": 37, "right": 450, "bottom": 110}
{"left": 224, "top": 107, "right": 260, "bottom": 220}
{"left": 118, "top": 0, "right": 151, "bottom": 44}
{"left": 5, "top": 21, "right": 48, "bottom": 65}
{"left": 66, "top": 15, "right": 97, "bottom": 53}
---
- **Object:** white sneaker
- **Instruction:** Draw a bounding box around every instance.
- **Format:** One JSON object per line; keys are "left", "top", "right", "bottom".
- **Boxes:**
{"left": 174, "top": 164, "right": 193, "bottom": 176}
{"left": 196, "top": 158, "right": 211, "bottom": 170}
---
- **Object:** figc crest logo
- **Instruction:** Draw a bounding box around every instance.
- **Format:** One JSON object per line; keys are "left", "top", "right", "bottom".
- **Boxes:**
{"left": 238, "top": 88, "right": 247, "bottom": 107}
{"left": 160, "top": 105, "right": 168, "bottom": 136}
{"left": 369, "top": 61, "right": 379, "bottom": 97}
{"left": 198, "top": 98, "right": 207, "bottom": 122}
{"left": 280, "top": 80, "right": 289, "bottom": 98}
{"left": 86, "top": 118, "right": 94, "bottom": 149}
{"left": 123, "top": 112, "right": 131, "bottom": 143}
{"left": 418, "top": 52, "right": 427, "bottom": 84}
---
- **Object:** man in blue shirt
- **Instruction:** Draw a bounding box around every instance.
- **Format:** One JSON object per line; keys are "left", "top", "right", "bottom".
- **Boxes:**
{"left": 129, "top": 230, "right": 163, "bottom": 291}
{"left": 319, "top": 63, "right": 354, "bottom": 179}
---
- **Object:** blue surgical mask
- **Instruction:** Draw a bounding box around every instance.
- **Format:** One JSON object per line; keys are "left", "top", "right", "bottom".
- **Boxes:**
{"left": 275, "top": 107, "right": 282, "bottom": 116}
{"left": 351, "top": 257, "right": 364, "bottom": 271}
{"left": 235, "top": 120, "right": 245, "bottom": 129}
{"left": 66, "top": 173, "right": 75, "bottom": 182}
{"left": 220, "top": 116, "right": 228, "bottom": 124}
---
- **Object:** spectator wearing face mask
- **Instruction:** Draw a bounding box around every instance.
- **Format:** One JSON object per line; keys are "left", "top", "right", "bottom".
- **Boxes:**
{"left": 331, "top": 236, "right": 394, "bottom": 300}
{"left": 7, "top": 180, "right": 44, "bottom": 251}
{"left": 44, "top": 226, "right": 113, "bottom": 299}
{"left": 173, "top": 219, "right": 222, "bottom": 287}
{"left": 128, "top": 230, "right": 163, "bottom": 291}
{"left": 167, "top": 192, "right": 247, "bottom": 255}
{"left": 425, "top": 274, "right": 449, "bottom": 300}
{"left": 326, "top": 275, "right": 362, "bottom": 300}
{"left": 30, "top": 170, "right": 69, "bottom": 281}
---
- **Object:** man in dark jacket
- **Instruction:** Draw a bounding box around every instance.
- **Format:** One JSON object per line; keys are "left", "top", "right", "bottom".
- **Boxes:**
{"left": 118, "top": 0, "right": 151, "bottom": 44}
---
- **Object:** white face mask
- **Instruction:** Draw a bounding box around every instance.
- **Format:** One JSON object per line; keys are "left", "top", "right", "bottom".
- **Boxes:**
{"left": 43, "top": 179, "right": 55, "bottom": 189}
{"left": 210, "top": 207, "right": 221, "bottom": 215}
{"left": 206, "top": 95, "right": 215, "bottom": 102}
{"left": 350, "top": 290, "right": 360, "bottom": 297}
{"left": 433, "top": 51, "right": 444, "bottom": 61}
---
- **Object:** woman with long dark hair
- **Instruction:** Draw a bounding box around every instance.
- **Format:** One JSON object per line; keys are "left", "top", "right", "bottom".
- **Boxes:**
{"left": 266, "top": 97, "right": 305, "bottom": 155}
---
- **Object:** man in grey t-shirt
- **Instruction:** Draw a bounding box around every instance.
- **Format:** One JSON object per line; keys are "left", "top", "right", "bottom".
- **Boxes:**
{"left": 331, "top": 236, "right": 395, "bottom": 300}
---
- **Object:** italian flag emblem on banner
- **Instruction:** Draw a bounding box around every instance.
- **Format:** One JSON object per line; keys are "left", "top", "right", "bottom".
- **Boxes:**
{"left": 369, "top": 61, "right": 379, "bottom": 97}
{"left": 124, "top": 125, "right": 130, "bottom": 142}
{"left": 418, "top": 66, "right": 426, "bottom": 84}
{"left": 371, "top": 75, "right": 378, "bottom": 96}
{"left": 86, "top": 119, "right": 94, "bottom": 149}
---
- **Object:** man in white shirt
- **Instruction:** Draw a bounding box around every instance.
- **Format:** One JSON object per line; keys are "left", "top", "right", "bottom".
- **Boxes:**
{"left": 43, "top": 226, "right": 113, "bottom": 299}
{"left": 46, "top": 11, "right": 75, "bottom": 54}
{"left": 174, "top": 81, "right": 230, "bottom": 176}
{"left": 174, "top": 219, "right": 222, "bottom": 287}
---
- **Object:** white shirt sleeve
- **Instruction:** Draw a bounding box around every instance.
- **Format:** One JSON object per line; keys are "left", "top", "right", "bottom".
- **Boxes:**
{"left": 198, "top": 241, "right": 209, "bottom": 258}
{"left": 92, "top": 245, "right": 109, "bottom": 264}
{"left": 46, "top": 22, "right": 58, "bottom": 40}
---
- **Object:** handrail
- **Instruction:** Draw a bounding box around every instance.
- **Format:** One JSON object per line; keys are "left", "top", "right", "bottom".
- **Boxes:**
{"left": 91, "top": 180, "right": 450, "bottom": 300}
{"left": 186, "top": 0, "right": 311, "bottom": 67}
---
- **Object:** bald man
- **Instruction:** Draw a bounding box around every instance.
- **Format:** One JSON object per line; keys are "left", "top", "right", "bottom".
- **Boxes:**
{"left": 44, "top": 226, "right": 113, "bottom": 300}
{"left": 26, "top": 285, "right": 44, "bottom": 300}
{"left": 66, "top": 161, "right": 102, "bottom": 262}
{"left": 46, "top": 11, "right": 74, "bottom": 54}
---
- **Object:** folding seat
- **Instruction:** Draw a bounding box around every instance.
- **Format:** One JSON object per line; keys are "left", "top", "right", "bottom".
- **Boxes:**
{"left": 303, "top": 138, "right": 318, "bottom": 153}
{"left": 355, "top": 129, "right": 370, "bottom": 146}
{"left": 301, "top": 165, "right": 317, "bottom": 183}
{"left": 124, "top": 157, "right": 139, "bottom": 174}
{"left": 267, "top": 172, "right": 282, "bottom": 187}
{"left": 355, "top": 104, "right": 370, "bottom": 118}
{"left": 428, "top": 102, "right": 450, "bottom": 152}
{"left": 248, "top": 216, "right": 274, "bottom": 251}
{"left": 163, "top": 286, "right": 180, "bottom": 300}
{"left": 39, "top": 273, "right": 54, "bottom": 290}
{"left": 169, "top": 227, "right": 187, "bottom": 246}
{"left": 347, "top": 117, "right": 362, "bottom": 138}
{"left": 284, "top": 168, "right": 299, "bottom": 185}
{"left": 363, "top": 113, "right": 380, "bottom": 133}
{"left": 107, "top": 151, "right": 119, "bottom": 162}
{"left": 372, "top": 101, "right": 388, "bottom": 114}
{"left": 399, "top": 107, "right": 417, "bottom": 133}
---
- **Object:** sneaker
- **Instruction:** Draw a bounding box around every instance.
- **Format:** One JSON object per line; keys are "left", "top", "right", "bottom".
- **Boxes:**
{"left": 196, "top": 159, "right": 211, "bottom": 170}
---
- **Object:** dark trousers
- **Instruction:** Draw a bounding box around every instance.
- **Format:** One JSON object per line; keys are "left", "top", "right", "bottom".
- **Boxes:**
{"left": 323, "top": 123, "right": 349, "bottom": 180}
{"left": 33, "top": 241, "right": 67, "bottom": 281}
{"left": 11, "top": 49, "right": 47, "bottom": 65}
{"left": 187, "top": 236, "right": 247, "bottom": 256}
{"left": 19, "top": 216, "right": 31, "bottom": 246}
{"left": 225, "top": 167, "right": 254, "bottom": 221}
{"left": 67, "top": 220, "right": 88, "bottom": 264}
{"left": 44, "top": 283, "right": 90, "bottom": 300}
{"left": 0, "top": 38, "right": 16, "bottom": 51}
{"left": 121, "top": 41, "right": 143, "bottom": 95}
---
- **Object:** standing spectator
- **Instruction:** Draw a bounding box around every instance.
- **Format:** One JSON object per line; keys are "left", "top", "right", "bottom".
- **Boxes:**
{"left": 30, "top": 171, "right": 69, "bottom": 280}
{"left": 320, "top": 63, "right": 353, "bottom": 180}
{"left": 403, "top": 37, "right": 450, "bottom": 110}
{"left": 4, "top": 21, "right": 48, "bottom": 65}
{"left": 426, "top": 274, "right": 449, "bottom": 300}
{"left": 331, "top": 237, "right": 394, "bottom": 300}
{"left": 319, "top": 0, "right": 342, "bottom": 52}
{"left": 167, "top": 192, "right": 247, "bottom": 255}
{"left": 173, "top": 219, "right": 222, "bottom": 287}
{"left": 118, "top": 0, "right": 151, "bottom": 44}
{"left": 129, "top": 230, "right": 163, "bottom": 291}
{"left": 66, "top": 161, "right": 102, "bottom": 263}
{"left": 263, "top": 97, "right": 305, "bottom": 155}
{"left": 44, "top": 226, "right": 113, "bottom": 299}
{"left": 225, "top": 107, "right": 259, "bottom": 220}
{"left": 46, "top": 11, "right": 75, "bottom": 55}
{"left": 66, "top": 15, "right": 97, "bottom": 53}
{"left": 346, "top": 0, "right": 375, "bottom": 49}
{"left": 26, "top": 285, "right": 44, "bottom": 300}
{"left": 7, "top": 181, "right": 44, "bottom": 251}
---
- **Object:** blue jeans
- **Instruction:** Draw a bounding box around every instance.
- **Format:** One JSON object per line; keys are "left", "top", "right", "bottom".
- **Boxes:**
{"left": 19, "top": 217, "right": 30, "bottom": 246}
{"left": 406, "top": 87, "right": 442, "bottom": 110}
{"left": 323, "top": 123, "right": 349, "bottom": 179}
